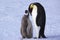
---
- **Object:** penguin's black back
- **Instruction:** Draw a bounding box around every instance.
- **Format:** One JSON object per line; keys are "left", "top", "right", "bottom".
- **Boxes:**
{"left": 33, "top": 2, "right": 46, "bottom": 26}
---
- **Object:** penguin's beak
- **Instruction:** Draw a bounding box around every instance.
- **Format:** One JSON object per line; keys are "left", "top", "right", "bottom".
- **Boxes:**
{"left": 28, "top": 4, "right": 34, "bottom": 16}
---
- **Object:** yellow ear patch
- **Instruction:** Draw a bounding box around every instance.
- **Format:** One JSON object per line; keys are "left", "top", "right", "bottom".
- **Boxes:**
{"left": 30, "top": 4, "right": 34, "bottom": 9}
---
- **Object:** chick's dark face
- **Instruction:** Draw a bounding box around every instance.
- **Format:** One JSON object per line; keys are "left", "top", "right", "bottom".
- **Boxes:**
{"left": 28, "top": 4, "right": 34, "bottom": 16}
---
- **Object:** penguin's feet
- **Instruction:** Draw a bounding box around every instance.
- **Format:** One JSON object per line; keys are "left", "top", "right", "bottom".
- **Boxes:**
{"left": 38, "top": 35, "right": 46, "bottom": 38}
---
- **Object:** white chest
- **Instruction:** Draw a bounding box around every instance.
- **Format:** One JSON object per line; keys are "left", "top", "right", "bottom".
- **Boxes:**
{"left": 32, "top": 5, "right": 37, "bottom": 24}
{"left": 32, "top": 6, "right": 40, "bottom": 37}
{"left": 32, "top": 5, "right": 37, "bottom": 27}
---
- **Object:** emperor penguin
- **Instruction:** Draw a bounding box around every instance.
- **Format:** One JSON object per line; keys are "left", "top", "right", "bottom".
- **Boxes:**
{"left": 28, "top": 2, "right": 46, "bottom": 38}
{"left": 21, "top": 10, "right": 33, "bottom": 38}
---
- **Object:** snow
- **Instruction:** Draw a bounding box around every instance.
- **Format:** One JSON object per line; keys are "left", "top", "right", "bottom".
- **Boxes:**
{"left": 0, "top": 0, "right": 60, "bottom": 40}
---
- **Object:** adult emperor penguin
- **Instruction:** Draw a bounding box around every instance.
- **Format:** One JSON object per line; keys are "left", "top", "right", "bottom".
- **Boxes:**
{"left": 28, "top": 2, "right": 46, "bottom": 38}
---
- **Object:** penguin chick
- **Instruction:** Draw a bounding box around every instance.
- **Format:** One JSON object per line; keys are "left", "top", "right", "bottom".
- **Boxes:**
{"left": 21, "top": 10, "right": 33, "bottom": 38}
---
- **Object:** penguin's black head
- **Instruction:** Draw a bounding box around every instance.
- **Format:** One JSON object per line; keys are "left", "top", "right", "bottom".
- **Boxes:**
{"left": 24, "top": 10, "right": 29, "bottom": 17}
{"left": 28, "top": 3, "right": 38, "bottom": 16}
{"left": 25, "top": 10, "right": 28, "bottom": 13}
{"left": 28, "top": 2, "right": 43, "bottom": 16}
{"left": 28, "top": 2, "right": 39, "bottom": 16}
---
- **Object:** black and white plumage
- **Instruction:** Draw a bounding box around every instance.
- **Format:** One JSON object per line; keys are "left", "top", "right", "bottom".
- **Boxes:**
{"left": 28, "top": 2, "right": 46, "bottom": 38}
{"left": 21, "top": 10, "right": 33, "bottom": 38}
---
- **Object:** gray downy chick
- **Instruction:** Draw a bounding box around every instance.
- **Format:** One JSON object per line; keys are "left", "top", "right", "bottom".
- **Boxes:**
{"left": 21, "top": 10, "right": 33, "bottom": 38}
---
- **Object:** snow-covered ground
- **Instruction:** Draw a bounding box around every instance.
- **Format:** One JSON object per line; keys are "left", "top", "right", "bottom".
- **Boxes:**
{"left": 0, "top": 0, "right": 60, "bottom": 40}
